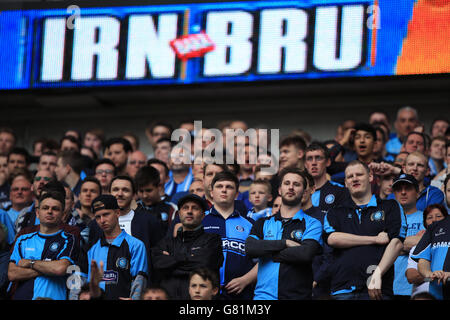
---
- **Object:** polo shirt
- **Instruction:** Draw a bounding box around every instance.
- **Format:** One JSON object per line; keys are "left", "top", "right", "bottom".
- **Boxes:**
{"left": 412, "top": 217, "right": 450, "bottom": 300}
{"left": 393, "top": 210, "right": 425, "bottom": 296}
{"left": 203, "top": 207, "right": 255, "bottom": 300}
{"left": 80, "top": 230, "right": 148, "bottom": 300}
{"left": 248, "top": 210, "right": 323, "bottom": 300}
{"left": 10, "top": 230, "right": 78, "bottom": 300}
{"left": 324, "top": 195, "right": 407, "bottom": 296}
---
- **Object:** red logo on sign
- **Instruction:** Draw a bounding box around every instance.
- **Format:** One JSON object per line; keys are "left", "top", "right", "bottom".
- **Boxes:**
{"left": 170, "top": 32, "right": 215, "bottom": 61}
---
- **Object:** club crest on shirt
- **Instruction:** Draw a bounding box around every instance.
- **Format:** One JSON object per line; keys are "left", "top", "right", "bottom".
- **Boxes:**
{"left": 235, "top": 225, "right": 245, "bottom": 232}
{"left": 161, "top": 212, "right": 168, "bottom": 221}
{"left": 325, "top": 194, "right": 335, "bottom": 204}
{"left": 370, "top": 210, "right": 384, "bottom": 222}
{"left": 116, "top": 257, "right": 129, "bottom": 270}
{"left": 49, "top": 242, "right": 59, "bottom": 252}
{"left": 291, "top": 229, "right": 304, "bottom": 240}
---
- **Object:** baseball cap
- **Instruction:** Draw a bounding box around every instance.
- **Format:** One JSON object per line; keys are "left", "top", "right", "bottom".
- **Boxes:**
{"left": 91, "top": 194, "right": 120, "bottom": 213}
{"left": 392, "top": 174, "right": 419, "bottom": 191}
{"left": 177, "top": 194, "right": 208, "bottom": 212}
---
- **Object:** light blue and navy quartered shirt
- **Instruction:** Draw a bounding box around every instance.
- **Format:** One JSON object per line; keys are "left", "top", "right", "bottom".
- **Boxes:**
{"left": 79, "top": 230, "right": 148, "bottom": 300}
{"left": 412, "top": 217, "right": 450, "bottom": 300}
{"left": 247, "top": 210, "right": 323, "bottom": 300}
{"left": 247, "top": 207, "right": 272, "bottom": 221}
{"left": 323, "top": 195, "right": 407, "bottom": 297}
{"left": 10, "top": 230, "right": 79, "bottom": 300}
{"left": 394, "top": 210, "right": 425, "bottom": 296}
{"left": 202, "top": 206, "right": 255, "bottom": 300}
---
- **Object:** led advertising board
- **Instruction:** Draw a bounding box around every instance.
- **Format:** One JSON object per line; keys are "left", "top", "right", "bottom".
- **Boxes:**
{"left": 0, "top": 0, "right": 449, "bottom": 90}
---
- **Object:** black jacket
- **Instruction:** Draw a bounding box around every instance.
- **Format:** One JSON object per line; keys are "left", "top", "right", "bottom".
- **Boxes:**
{"left": 151, "top": 226, "right": 223, "bottom": 300}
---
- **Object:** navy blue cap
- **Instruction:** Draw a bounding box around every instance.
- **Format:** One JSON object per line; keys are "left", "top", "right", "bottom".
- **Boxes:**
{"left": 392, "top": 174, "right": 419, "bottom": 191}
{"left": 177, "top": 194, "right": 208, "bottom": 212}
{"left": 91, "top": 194, "right": 120, "bottom": 213}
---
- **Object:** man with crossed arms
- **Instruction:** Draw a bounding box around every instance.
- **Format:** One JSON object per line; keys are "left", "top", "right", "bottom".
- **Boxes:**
{"left": 324, "top": 160, "right": 406, "bottom": 300}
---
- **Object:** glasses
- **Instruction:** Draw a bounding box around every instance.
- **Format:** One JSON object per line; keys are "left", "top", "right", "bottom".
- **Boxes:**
{"left": 96, "top": 169, "right": 114, "bottom": 175}
{"left": 34, "top": 176, "right": 52, "bottom": 182}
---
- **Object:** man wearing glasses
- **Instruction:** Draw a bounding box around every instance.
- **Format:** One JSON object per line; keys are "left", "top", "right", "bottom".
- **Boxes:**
{"left": 14, "top": 170, "right": 53, "bottom": 235}
{"left": 94, "top": 159, "right": 116, "bottom": 195}
{"left": 3, "top": 174, "right": 34, "bottom": 239}
{"left": 304, "top": 142, "right": 350, "bottom": 215}
{"left": 126, "top": 150, "right": 147, "bottom": 179}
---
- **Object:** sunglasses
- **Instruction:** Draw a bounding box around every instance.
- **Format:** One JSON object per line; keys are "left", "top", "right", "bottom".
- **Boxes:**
{"left": 34, "top": 176, "right": 52, "bottom": 182}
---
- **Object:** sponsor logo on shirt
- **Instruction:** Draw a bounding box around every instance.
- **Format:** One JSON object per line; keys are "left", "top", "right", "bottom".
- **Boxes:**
{"left": 222, "top": 239, "right": 246, "bottom": 255}
{"left": 435, "top": 228, "right": 446, "bottom": 237}
{"left": 432, "top": 241, "right": 450, "bottom": 249}
{"left": 265, "top": 230, "right": 274, "bottom": 239}
{"left": 103, "top": 270, "right": 119, "bottom": 284}
{"left": 204, "top": 226, "right": 220, "bottom": 230}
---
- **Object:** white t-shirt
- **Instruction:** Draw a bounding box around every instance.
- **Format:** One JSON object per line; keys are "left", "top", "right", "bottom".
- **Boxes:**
{"left": 407, "top": 245, "right": 429, "bottom": 297}
{"left": 119, "top": 210, "right": 135, "bottom": 236}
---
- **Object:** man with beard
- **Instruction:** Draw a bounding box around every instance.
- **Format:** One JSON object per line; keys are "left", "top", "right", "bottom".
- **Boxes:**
{"left": 246, "top": 168, "right": 323, "bottom": 300}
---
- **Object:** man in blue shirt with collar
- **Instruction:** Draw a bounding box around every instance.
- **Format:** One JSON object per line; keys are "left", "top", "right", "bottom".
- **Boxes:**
{"left": 391, "top": 174, "right": 425, "bottom": 299}
{"left": 304, "top": 142, "right": 350, "bottom": 215}
{"left": 8, "top": 191, "right": 79, "bottom": 300}
{"left": 324, "top": 160, "right": 406, "bottom": 300}
{"left": 246, "top": 167, "right": 323, "bottom": 300}
{"left": 203, "top": 171, "right": 257, "bottom": 300}
{"left": 78, "top": 194, "right": 148, "bottom": 300}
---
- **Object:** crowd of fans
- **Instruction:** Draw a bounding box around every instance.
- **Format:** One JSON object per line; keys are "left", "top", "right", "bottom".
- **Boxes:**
{"left": 0, "top": 105, "right": 449, "bottom": 300}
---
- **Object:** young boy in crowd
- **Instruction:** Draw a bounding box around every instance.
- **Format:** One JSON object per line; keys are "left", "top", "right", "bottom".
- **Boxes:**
{"left": 134, "top": 166, "right": 176, "bottom": 234}
{"left": 247, "top": 179, "right": 273, "bottom": 221}
{"left": 189, "top": 268, "right": 220, "bottom": 301}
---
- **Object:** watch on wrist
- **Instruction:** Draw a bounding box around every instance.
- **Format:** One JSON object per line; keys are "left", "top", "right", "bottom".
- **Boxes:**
{"left": 30, "top": 260, "right": 35, "bottom": 269}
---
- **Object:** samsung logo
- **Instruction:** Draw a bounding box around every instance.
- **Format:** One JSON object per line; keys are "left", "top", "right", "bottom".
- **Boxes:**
{"left": 432, "top": 242, "right": 450, "bottom": 249}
